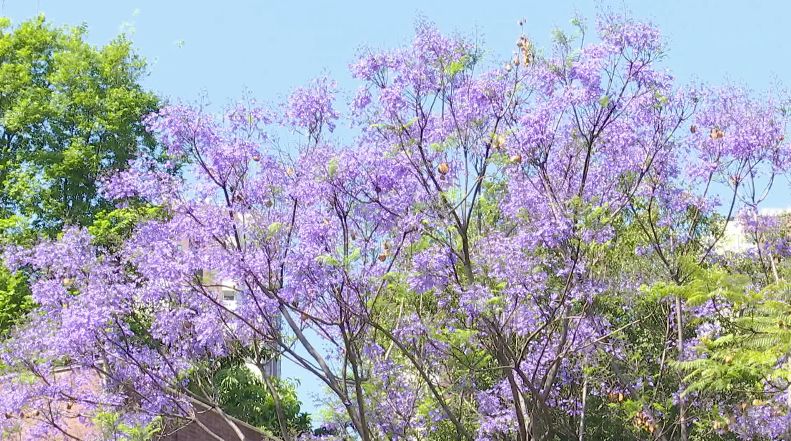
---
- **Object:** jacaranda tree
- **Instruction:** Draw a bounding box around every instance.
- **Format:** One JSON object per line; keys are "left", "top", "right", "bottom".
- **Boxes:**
{"left": 2, "top": 13, "right": 791, "bottom": 441}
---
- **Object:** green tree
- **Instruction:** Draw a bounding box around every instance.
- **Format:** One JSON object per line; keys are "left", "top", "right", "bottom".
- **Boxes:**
{"left": 0, "top": 15, "right": 159, "bottom": 332}
{"left": 213, "top": 364, "right": 312, "bottom": 436}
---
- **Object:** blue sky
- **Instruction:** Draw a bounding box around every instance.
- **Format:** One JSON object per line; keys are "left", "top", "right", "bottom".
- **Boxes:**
{"left": 4, "top": 1, "right": 791, "bottom": 105}
{"left": 4, "top": 0, "right": 791, "bottom": 424}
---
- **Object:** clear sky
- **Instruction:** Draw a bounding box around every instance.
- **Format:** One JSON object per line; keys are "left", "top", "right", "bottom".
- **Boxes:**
{"left": 4, "top": 0, "right": 791, "bottom": 424}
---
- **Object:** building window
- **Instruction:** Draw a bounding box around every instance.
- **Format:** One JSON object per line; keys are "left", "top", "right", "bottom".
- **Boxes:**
{"left": 222, "top": 289, "right": 236, "bottom": 303}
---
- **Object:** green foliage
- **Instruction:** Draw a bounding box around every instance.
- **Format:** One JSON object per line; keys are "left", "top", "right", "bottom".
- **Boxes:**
{"left": 213, "top": 364, "right": 311, "bottom": 435}
{"left": 0, "top": 266, "right": 31, "bottom": 335}
{"left": 0, "top": 15, "right": 162, "bottom": 333}
{"left": 88, "top": 205, "right": 166, "bottom": 251}
{"left": 93, "top": 411, "right": 162, "bottom": 441}
{"left": 677, "top": 274, "right": 791, "bottom": 398}
{"left": 0, "top": 15, "right": 159, "bottom": 233}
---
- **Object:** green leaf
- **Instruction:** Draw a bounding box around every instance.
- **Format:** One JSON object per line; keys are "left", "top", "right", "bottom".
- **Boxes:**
{"left": 344, "top": 247, "right": 361, "bottom": 266}
{"left": 316, "top": 254, "right": 340, "bottom": 267}
{"left": 267, "top": 222, "right": 284, "bottom": 237}
{"left": 328, "top": 157, "right": 339, "bottom": 178}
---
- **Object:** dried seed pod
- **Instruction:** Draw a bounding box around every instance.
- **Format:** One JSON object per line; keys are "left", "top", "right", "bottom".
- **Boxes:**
{"left": 437, "top": 162, "right": 450, "bottom": 175}
{"left": 517, "top": 36, "right": 534, "bottom": 65}
{"left": 510, "top": 154, "right": 523, "bottom": 164}
{"left": 690, "top": 125, "right": 697, "bottom": 134}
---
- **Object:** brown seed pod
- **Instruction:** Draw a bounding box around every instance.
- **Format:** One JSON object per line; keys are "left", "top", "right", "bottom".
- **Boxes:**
{"left": 437, "top": 162, "right": 450, "bottom": 175}
{"left": 252, "top": 154, "right": 261, "bottom": 162}
{"left": 377, "top": 252, "right": 388, "bottom": 262}
{"left": 510, "top": 154, "right": 523, "bottom": 164}
{"left": 710, "top": 128, "right": 725, "bottom": 140}
{"left": 517, "top": 36, "right": 534, "bottom": 65}
{"left": 690, "top": 125, "right": 697, "bottom": 134}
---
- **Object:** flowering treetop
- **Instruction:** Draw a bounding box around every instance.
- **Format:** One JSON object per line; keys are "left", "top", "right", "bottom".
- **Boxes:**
{"left": 2, "top": 13, "right": 790, "bottom": 441}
